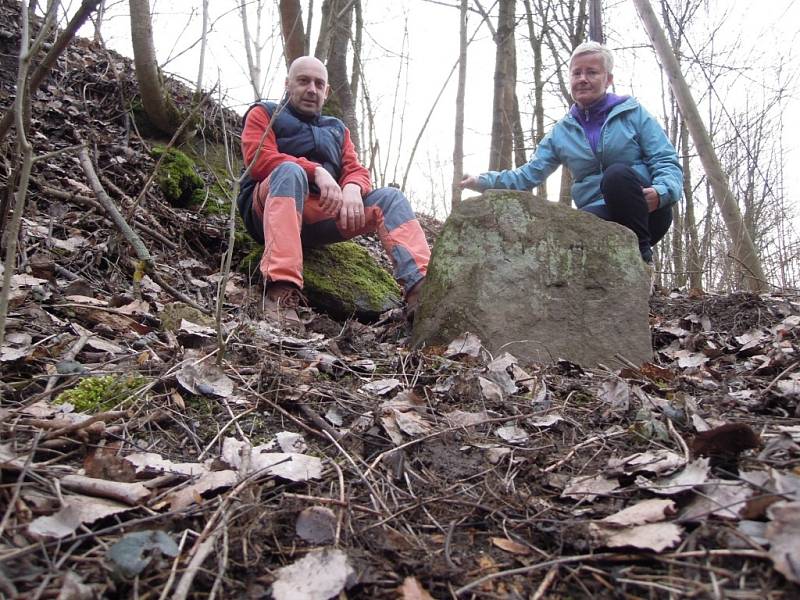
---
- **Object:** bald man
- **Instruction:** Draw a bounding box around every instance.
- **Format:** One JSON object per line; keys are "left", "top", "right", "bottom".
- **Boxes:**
{"left": 238, "top": 56, "right": 429, "bottom": 320}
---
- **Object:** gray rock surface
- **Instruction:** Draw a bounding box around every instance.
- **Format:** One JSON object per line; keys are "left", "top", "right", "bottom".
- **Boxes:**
{"left": 411, "top": 191, "right": 653, "bottom": 367}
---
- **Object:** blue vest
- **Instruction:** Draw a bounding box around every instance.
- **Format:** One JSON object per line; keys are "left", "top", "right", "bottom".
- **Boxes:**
{"left": 237, "top": 101, "right": 347, "bottom": 242}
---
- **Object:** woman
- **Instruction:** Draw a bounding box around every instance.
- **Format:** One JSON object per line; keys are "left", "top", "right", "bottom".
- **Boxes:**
{"left": 461, "top": 42, "right": 682, "bottom": 263}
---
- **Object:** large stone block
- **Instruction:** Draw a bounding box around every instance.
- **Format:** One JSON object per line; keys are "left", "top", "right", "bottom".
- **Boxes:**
{"left": 411, "top": 191, "right": 653, "bottom": 367}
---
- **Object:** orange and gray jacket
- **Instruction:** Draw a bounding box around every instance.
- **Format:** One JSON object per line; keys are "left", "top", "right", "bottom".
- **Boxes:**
{"left": 237, "top": 100, "right": 371, "bottom": 243}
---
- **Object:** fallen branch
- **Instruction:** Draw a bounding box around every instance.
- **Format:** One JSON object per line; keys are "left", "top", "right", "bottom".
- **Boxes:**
{"left": 43, "top": 410, "right": 129, "bottom": 440}
{"left": 60, "top": 474, "right": 150, "bottom": 505}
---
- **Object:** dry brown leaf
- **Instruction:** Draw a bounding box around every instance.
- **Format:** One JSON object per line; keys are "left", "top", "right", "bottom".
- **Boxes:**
{"left": 168, "top": 470, "right": 237, "bottom": 510}
{"left": 444, "top": 409, "right": 490, "bottom": 427}
{"left": 28, "top": 495, "right": 134, "bottom": 539}
{"left": 637, "top": 458, "right": 710, "bottom": 495}
{"left": 562, "top": 474, "right": 620, "bottom": 502}
{"left": 590, "top": 522, "right": 683, "bottom": 552}
{"left": 765, "top": 501, "right": 800, "bottom": 583}
{"left": 601, "top": 499, "right": 676, "bottom": 527}
{"left": 295, "top": 506, "right": 337, "bottom": 545}
{"left": 679, "top": 480, "right": 752, "bottom": 522}
{"left": 399, "top": 576, "right": 435, "bottom": 600}
{"left": 272, "top": 548, "right": 355, "bottom": 600}
{"left": 490, "top": 537, "right": 531, "bottom": 555}
{"left": 607, "top": 449, "right": 686, "bottom": 477}
{"left": 444, "top": 332, "right": 482, "bottom": 358}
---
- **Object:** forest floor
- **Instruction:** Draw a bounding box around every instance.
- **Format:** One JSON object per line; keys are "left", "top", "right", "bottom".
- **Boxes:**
{"left": 1, "top": 1, "right": 800, "bottom": 598}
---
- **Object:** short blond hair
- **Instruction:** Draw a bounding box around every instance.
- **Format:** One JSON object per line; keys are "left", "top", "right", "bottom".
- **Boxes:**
{"left": 570, "top": 41, "right": 614, "bottom": 73}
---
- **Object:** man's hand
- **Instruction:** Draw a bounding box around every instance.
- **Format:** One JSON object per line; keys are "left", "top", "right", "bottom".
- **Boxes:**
{"left": 642, "top": 187, "right": 660, "bottom": 212}
{"left": 459, "top": 174, "right": 482, "bottom": 191}
{"left": 315, "top": 167, "right": 343, "bottom": 216}
{"left": 338, "top": 183, "right": 365, "bottom": 233}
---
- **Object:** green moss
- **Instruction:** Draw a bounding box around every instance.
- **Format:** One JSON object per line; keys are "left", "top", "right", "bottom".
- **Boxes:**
{"left": 151, "top": 146, "right": 204, "bottom": 207}
{"left": 303, "top": 242, "right": 401, "bottom": 318}
{"left": 54, "top": 374, "right": 147, "bottom": 413}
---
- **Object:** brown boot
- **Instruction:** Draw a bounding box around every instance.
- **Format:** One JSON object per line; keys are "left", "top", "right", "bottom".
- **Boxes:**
{"left": 266, "top": 281, "right": 306, "bottom": 308}
{"left": 404, "top": 277, "right": 425, "bottom": 323}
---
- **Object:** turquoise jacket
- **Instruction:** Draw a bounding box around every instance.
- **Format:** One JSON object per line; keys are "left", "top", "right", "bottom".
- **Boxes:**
{"left": 478, "top": 97, "right": 683, "bottom": 210}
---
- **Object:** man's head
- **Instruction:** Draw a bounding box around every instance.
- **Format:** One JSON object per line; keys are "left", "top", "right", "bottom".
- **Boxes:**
{"left": 285, "top": 56, "right": 329, "bottom": 116}
{"left": 569, "top": 41, "right": 614, "bottom": 108}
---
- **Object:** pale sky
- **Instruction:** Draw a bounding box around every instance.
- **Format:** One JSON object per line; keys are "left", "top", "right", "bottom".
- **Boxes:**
{"left": 78, "top": 0, "right": 800, "bottom": 226}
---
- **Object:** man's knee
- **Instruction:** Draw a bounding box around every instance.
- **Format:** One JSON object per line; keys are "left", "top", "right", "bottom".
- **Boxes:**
{"left": 269, "top": 162, "right": 309, "bottom": 199}
{"left": 364, "top": 187, "right": 415, "bottom": 229}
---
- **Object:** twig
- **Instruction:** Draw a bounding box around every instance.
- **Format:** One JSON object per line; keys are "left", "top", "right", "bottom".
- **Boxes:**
{"left": 543, "top": 430, "right": 627, "bottom": 473}
{"left": 43, "top": 410, "right": 129, "bottom": 440}
{"left": 0, "top": 433, "right": 40, "bottom": 540}
{"left": 43, "top": 331, "right": 90, "bottom": 397}
{"left": 531, "top": 565, "right": 559, "bottom": 600}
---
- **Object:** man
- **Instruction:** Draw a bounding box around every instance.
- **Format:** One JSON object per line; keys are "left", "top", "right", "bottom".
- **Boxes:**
{"left": 238, "top": 56, "right": 429, "bottom": 319}
{"left": 461, "top": 42, "right": 682, "bottom": 264}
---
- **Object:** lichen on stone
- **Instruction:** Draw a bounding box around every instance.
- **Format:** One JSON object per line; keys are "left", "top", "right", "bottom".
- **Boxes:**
{"left": 151, "top": 146, "right": 204, "bottom": 207}
{"left": 54, "top": 374, "right": 147, "bottom": 413}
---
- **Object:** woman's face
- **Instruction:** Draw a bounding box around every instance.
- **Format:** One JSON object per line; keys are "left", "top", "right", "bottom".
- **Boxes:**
{"left": 570, "top": 53, "right": 613, "bottom": 108}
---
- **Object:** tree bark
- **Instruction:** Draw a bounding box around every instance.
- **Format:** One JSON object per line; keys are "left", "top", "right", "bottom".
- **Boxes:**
{"left": 489, "top": 0, "right": 516, "bottom": 171}
{"left": 680, "top": 118, "right": 702, "bottom": 290}
{"left": 451, "top": 0, "right": 468, "bottom": 209}
{"left": 129, "top": 0, "right": 181, "bottom": 136}
{"left": 634, "top": 0, "right": 767, "bottom": 291}
{"left": 279, "top": 0, "right": 307, "bottom": 68}
{"left": 324, "top": 0, "right": 360, "bottom": 153}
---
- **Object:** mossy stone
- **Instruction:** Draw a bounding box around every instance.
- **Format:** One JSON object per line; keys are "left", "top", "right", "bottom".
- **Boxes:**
{"left": 151, "top": 146, "right": 204, "bottom": 207}
{"left": 239, "top": 241, "right": 401, "bottom": 320}
{"left": 159, "top": 301, "right": 215, "bottom": 331}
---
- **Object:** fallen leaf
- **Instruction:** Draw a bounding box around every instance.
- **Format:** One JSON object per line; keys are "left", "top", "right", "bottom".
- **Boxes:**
{"left": 590, "top": 522, "right": 683, "bottom": 552}
{"left": 399, "top": 576, "right": 435, "bottom": 600}
{"left": 607, "top": 450, "right": 686, "bottom": 477}
{"left": 479, "top": 376, "right": 504, "bottom": 402}
{"left": 444, "top": 332, "right": 482, "bottom": 358}
{"left": 276, "top": 431, "right": 307, "bottom": 454}
{"left": 495, "top": 425, "right": 528, "bottom": 445}
{"left": 638, "top": 458, "right": 711, "bottom": 495}
{"left": 598, "top": 379, "right": 631, "bottom": 411}
{"left": 168, "top": 470, "right": 237, "bottom": 510}
{"left": 296, "top": 506, "right": 337, "bottom": 544}
{"left": 679, "top": 480, "right": 752, "bottom": 521}
{"left": 106, "top": 530, "right": 179, "bottom": 578}
{"left": 529, "top": 414, "right": 563, "bottom": 428}
{"left": 360, "top": 378, "right": 401, "bottom": 395}
{"left": 765, "top": 501, "right": 800, "bottom": 584}
{"left": 123, "top": 452, "right": 209, "bottom": 477}
{"left": 562, "top": 474, "right": 620, "bottom": 502}
{"left": 221, "top": 437, "right": 322, "bottom": 481}
{"left": 176, "top": 360, "right": 234, "bottom": 398}
{"left": 28, "top": 495, "right": 134, "bottom": 538}
{"left": 491, "top": 537, "right": 531, "bottom": 555}
{"left": 393, "top": 409, "right": 432, "bottom": 437}
{"left": 601, "top": 499, "right": 676, "bottom": 527}
{"left": 271, "top": 548, "right": 355, "bottom": 600}
{"left": 444, "top": 410, "right": 490, "bottom": 427}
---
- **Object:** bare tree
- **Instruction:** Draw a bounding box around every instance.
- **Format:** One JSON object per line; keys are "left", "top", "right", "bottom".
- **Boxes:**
{"left": 241, "top": 0, "right": 267, "bottom": 100}
{"left": 451, "top": 0, "right": 468, "bottom": 208}
{"left": 634, "top": 0, "right": 767, "bottom": 291}
{"left": 483, "top": 0, "right": 517, "bottom": 171}
{"left": 129, "top": 0, "right": 182, "bottom": 136}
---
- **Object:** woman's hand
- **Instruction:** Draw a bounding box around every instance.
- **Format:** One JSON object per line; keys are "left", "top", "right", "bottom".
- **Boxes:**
{"left": 459, "top": 174, "right": 482, "bottom": 191}
{"left": 642, "top": 187, "right": 660, "bottom": 212}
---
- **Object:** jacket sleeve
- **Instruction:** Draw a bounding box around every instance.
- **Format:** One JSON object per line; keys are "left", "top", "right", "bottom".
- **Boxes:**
{"left": 339, "top": 128, "right": 372, "bottom": 196}
{"left": 478, "top": 131, "right": 562, "bottom": 191}
{"left": 637, "top": 106, "right": 683, "bottom": 208}
{"left": 241, "top": 105, "right": 320, "bottom": 182}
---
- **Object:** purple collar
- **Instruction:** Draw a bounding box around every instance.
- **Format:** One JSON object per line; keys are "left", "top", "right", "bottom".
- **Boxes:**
{"left": 570, "top": 93, "right": 629, "bottom": 152}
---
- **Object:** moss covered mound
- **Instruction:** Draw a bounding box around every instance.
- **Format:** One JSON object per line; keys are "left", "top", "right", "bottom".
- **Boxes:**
{"left": 151, "top": 146, "right": 204, "bottom": 207}
{"left": 239, "top": 241, "right": 401, "bottom": 321}
{"left": 54, "top": 374, "right": 146, "bottom": 413}
{"left": 303, "top": 242, "right": 401, "bottom": 321}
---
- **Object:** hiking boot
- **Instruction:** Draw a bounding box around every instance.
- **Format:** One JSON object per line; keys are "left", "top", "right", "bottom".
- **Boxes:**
{"left": 404, "top": 277, "right": 425, "bottom": 323}
{"left": 266, "top": 281, "right": 306, "bottom": 309}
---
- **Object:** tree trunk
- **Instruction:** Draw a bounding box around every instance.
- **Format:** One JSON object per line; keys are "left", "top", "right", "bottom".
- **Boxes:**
{"left": 324, "top": 0, "right": 360, "bottom": 153}
{"left": 240, "top": 0, "right": 265, "bottom": 101}
{"left": 489, "top": 0, "right": 516, "bottom": 171}
{"left": 680, "top": 118, "right": 702, "bottom": 290}
{"left": 451, "top": 0, "right": 468, "bottom": 209}
{"left": 129, "top": 0, "right": 181, "bottom": 136}
{"left": 279, "top": 0, "right": 307, "bottom": 68}
{"left": 634, "top": 0, "right": 767, "bottom": 291}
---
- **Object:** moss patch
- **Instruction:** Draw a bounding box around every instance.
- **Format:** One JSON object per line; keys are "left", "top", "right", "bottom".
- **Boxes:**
{"left": 303, "top": 242, "right": 401, "bottom": 321}
{"left": 54, "top": 374, "right": 147, "bottom": 413}
{"left": 151, "top": 146, "right": 205, "bottom": 207}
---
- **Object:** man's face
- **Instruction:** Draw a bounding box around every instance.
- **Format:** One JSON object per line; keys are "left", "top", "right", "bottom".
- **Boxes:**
{"left": 570, "top": 53, "right": 613, "bottom": 108}
{"left": 286, "top": 59, "right": 329, "bottom": 116}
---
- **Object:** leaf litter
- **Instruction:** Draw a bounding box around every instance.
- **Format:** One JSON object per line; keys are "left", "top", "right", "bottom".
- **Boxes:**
{"left": 1, "top": 6, "right": 800, "bottom": 596}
